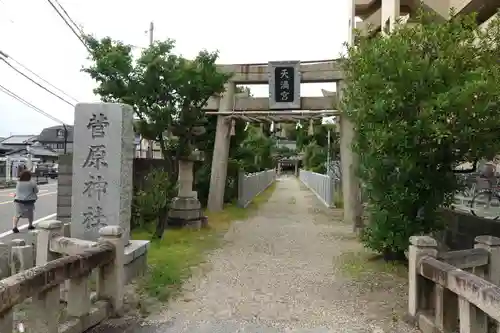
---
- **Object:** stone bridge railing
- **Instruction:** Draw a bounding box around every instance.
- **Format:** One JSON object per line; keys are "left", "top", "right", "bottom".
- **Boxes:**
{"left": 0, "top": 221, "right": 127, "bottom": 333}
{"left": 407, "top": 235, "right": 500, "bottom": 333}
{"left": 298, "top": 169, "right": 336, "bottom": 208}
{"left": 238, "top": 169, "right": 276, "bottom": 208}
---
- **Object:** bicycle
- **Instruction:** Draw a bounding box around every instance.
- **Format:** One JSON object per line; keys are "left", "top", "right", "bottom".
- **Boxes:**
{"left": 470, "top": 180, "right": 500, "bottom": 220}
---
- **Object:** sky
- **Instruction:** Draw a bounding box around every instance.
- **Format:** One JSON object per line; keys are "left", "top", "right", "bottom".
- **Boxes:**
{"left": 0, "top": 0, "right": 352, "bottom": 138}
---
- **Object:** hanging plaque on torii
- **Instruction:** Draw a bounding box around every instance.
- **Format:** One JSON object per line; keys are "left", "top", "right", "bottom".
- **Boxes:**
{"left": 268, "top": 60, "right": 301, "bottom": 110}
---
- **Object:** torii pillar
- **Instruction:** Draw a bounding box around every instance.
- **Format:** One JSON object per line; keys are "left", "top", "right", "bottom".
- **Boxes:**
{"left": 338, "top": 81, "right": 363, "bottom": 233}
{"left": 323, "top": 84, "right": 363, "bottom": 232}
{"left": 207, "top": 82, "right": 235, "bottom": 212}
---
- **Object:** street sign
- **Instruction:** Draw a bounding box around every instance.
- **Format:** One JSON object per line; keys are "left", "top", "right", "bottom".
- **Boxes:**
{"left": 268, "top": 61, "right": 301, "bottom": 110}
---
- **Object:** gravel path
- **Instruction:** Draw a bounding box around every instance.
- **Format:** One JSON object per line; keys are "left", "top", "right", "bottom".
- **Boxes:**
{"left": 90, "top": 176, "right": 419, "bottom": 333}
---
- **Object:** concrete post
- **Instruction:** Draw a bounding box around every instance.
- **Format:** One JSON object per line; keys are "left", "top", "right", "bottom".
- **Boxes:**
{"left": 237, "top": 170, "right": 245, "bottom": 207}
{"left": 407, "top": 236, "right": 438, "bottom": 319}
{"left": 0, "top": 308, "right": 13, "bottom": 333}
{"left": 0, "top": 242, "right": 10, "bottom": 278}
{"left": 458, "top": 296, "right": 487, "bottom": 333}
{"left": 97, "top": 226, "right": 125, "bottom": 316}
{"left": 30, "top": 285, "right": 60, "bottom": 332}
{"left": 337, "top": 81, "right": 363, "bottom": 233}
{"left": 0, "top": 241, "right": 12, "bottom": 332}
{"left": 178, "top": 160, "right": 194, "bottom": 197}
{"left": 36, "top": 220, "right": 63, "bottom": 265}
{"left": 474, "top": 235, "right": 500, "bottom": 286}
{"left": 207, "top": 82, "right": 235, "bottom": 212}
{"left": 5, "top": 156, "right": 11, "bottom": 182}
{"left": 294, "top": 161, "right": 298, "bottom": 176}
{"left": 26, "top": 144, "right": 33, "bottom": 171}
{"left": 382, "top": 0, "right": 401, "bottom": 34}
{"left": 10, "top": 239, "right": 34, "bottom": 274}
{"left": 67, "top": 271, "right": 91, "bottom": 317}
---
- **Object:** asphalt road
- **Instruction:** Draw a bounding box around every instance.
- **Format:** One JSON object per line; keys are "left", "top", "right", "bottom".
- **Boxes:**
{"left": 0, "top": 181, "right": 57, "bottom": 234}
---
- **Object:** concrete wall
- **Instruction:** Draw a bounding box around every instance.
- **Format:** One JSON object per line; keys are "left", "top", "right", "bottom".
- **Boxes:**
{"left": 440, "top": 209, "right": 500, "bottom": 250}
{"left": 57, "top": 153, "right": 73, "bottom": 224}
{"left": 449, "top": 0, "right": 473, "bottom": 13}
{"left": 56, "top": 154, "right": 171, "bottom": 228}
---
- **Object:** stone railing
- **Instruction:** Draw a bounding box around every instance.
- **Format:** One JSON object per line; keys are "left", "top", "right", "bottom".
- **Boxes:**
{"left": 407, "top": 235, "right": 500, "bottom": 333}
{"left": 238, "top": 169, "right": 276, "bottom": 208}
{"left": 0, "top": 221, "right": 125, "bottom": 333}
{"left": 298, "top": 169, "right": 335, "bottom": 208}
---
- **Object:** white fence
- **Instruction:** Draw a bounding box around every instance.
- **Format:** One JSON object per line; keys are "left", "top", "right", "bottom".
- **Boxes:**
{"left": 238, "top": 169, "right": 276, "bottom": 208}
{"left": 299, "top": 169, "right": 335, "bottom": 208}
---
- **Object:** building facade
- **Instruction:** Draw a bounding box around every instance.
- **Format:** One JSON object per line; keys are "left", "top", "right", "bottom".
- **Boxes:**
{"left": 355, "top": 0, "right": 499, "bottom": 34}
{"left": 36, "top": 125, "right": 74, "bottom": 154}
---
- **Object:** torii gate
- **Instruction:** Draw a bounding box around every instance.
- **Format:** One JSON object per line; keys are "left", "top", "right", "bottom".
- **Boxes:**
{"left": 203, "top": 59, "right": 364, "bottom": 232}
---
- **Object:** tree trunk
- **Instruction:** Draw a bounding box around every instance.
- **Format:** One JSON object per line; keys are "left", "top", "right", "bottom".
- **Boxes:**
{"left": 153, "top": 205, "right": 168, "bottom": 239}
{"left": 153, "top": 137, "right": 174, "bottom": 240}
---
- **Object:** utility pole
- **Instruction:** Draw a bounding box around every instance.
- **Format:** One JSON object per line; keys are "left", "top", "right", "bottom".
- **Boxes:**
{"left": 146, "top": 21, "right": 154, "bottom": 159}
{"left": 149, "top": 21, "right": 154, "bottom": 46}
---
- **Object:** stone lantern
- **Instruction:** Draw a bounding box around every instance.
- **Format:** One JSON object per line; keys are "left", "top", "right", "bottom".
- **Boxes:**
{"left": 167, "top": 125, "right": 207, "bottom": 229}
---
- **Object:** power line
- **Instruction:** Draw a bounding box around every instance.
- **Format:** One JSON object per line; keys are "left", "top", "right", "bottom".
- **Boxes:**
{"left": 0, "top": 83, "right": 66, "bottom": 125}
{"left": 0, "top": 57, "right": 76, "bottom": 107}
{"left": 0, "top": 83, "right": 71, "bottom": 153}
{"left": 45, "top": 0, "right": 91, "bottom": 53}
{"left": 0, "top": 50, "right": 79, "bottom": 104}
{"left": 51, "top": 0, "right": 84, "bottom": 35}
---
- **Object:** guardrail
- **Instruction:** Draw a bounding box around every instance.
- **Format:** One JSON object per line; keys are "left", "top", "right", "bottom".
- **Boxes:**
{"left": 407, "top": 235, "right": 500, "bottom": 333}
{"left": 0, "top": 221, "right": 125, "bottom": 333}
{"left": 238, "top": 169, "right": 276, "bottom": 208}
{"left": 298, "top": 169, "right": 335, "bottom": 208}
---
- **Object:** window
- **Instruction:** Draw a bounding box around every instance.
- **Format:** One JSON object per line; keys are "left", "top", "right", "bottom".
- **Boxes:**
{"left": 57, "top": 129, "right": 65, "bottom": 138}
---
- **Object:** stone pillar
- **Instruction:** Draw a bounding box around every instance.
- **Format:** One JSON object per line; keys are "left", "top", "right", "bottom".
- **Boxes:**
{"left": 474, "top": 235, "right": 500, "bottom": 286}
{"left": 98, "top": 226, "right": 125, "bottom": 316}
{"left": 407, "top": 236, "right": 438, "bottom": 319}
{"left": 36, "top": 220, "right": 63, "bottom": 265}
{"left": 168, "top": 152, "right": 204, "bottom": 228}
{"left": 31, "top": 285, "right": 60, "bottom": 332}
{"left": 237, "top": 170, "right": 245, "bottom": 207}
{"left": 0, "top": 242, "right": 12, "bottom": 331}
{"left": 71, "top": 103, "right": 134, "bottom": 243}
{"left": 178, "top": 160, "right": 194, "bottom": 197}
{"left": 67, "top": 272, "right": 91, "bottom": 317}
{"left": 337, "top": 81, "right": 363, "bottom": 233}
{"left": 0, "top": 242, "right": 10, "bottom": 279}
{"left": 10, "top": 239, "right": 34, "bottom": 274}
{"left": 207, "top": 82, "right": 235, "bottom": 212}
{"left": 56, "top": 154, "right": 73, "bottom": 224}
{"left": 0, "top": 309, "right": 13, "bottom": 333}
{"left": 5, "top": 156, "right": 11, "bottom": 182}
{"left": 294, "top": 161, "right": 299, "bottom": 176}
{"left": 382, "top": 0, "right": 401, "bottom": 34}
{"left": 26, "top": 144, "right": 33, "bottom": 171}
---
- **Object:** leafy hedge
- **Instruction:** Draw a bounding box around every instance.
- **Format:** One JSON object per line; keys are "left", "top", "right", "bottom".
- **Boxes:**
{"left": 341, "top": 11, "right": 500, "bottom": 256}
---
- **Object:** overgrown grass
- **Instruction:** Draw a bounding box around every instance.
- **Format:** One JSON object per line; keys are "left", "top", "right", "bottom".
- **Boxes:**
{"left": 336, "top": 250, "right": 407, "bottom": 280}
{"left": 132, "top": 183, "right": 276, "bottom": 301}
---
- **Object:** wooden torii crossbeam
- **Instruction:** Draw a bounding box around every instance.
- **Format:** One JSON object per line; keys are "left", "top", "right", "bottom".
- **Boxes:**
{"left": 204, "top": 110, "right": 340, "bottom": 123}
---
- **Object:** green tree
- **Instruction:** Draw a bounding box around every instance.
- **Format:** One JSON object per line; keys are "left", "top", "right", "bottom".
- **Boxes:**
{"left": 238, "top": 125, "right": 275, "bottom": 172}
{"left": 295, "top": 120, "right": 340, "bottom": 172}
{"left": 193, "top": 86, "right": 253, "bottom": 205}
{"left": 82, "top": 36, "right": 231, "bottom": 165}
{"left": 82, "top": 35, "right": 231, "bottom": 238}
{"left": 342, "top": 11, "right": 500, "bottom": 257}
